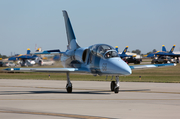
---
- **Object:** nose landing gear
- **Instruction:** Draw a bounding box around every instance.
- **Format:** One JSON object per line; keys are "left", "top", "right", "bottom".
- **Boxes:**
{"left": 110, "top": 76, "right": 119, "bottom": 93}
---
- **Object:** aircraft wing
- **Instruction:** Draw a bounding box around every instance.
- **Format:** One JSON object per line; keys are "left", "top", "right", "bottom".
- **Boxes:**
{"left": 155, "top": 52, "right": 180, "bottom": 57}
{"left": 129, "top": 63, "right": 176, "bottom": 70}
{"left": 3, "top": 67, "right": 90, "bottom": 73}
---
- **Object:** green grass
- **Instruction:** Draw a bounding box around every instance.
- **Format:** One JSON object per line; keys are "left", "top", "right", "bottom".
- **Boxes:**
{"left": 0, "top": 62, "right": 180, "bottom": 83}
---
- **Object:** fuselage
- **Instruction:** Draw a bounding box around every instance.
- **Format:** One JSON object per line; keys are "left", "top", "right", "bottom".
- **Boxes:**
{"left": 61, "top": 44, "right": 132, "bottom": 76}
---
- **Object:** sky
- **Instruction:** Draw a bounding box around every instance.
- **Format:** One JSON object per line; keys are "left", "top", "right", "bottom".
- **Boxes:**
{"left": 0, "top": 0, "right": 180, "bottom": 56}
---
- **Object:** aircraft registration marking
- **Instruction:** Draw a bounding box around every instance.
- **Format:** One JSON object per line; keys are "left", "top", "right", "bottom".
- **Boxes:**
{"left": 102, "top": 63, "right": 107, "bottom": 71}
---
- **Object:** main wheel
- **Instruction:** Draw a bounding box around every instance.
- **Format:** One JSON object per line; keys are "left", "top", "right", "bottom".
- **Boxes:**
{"left": 111, "top": 81, "right": 116, "bottom": 91}
{"left": 66, "top": 84, "right": 72, "bottom": 93}
{"left": 114, "top": 87, "right": 119, "bottom": 93}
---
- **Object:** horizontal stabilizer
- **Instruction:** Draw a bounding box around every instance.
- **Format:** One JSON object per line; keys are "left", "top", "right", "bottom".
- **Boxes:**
{"left": 8, "top": 57, "right": 18, "bottom": 61}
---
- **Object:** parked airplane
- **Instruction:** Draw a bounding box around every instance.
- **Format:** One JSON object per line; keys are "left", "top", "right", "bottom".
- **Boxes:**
{"left": 116, "top": 46, "right": 134, "bottom": 58}
{"left": 4, "top": 11, "right": 176, "bottom": 93}
{"left": 8, "top": 48, "right": 42, "bottom": 66}
{"left": 147, "top": 45, "right": 176, "bottom": 57}
{"left": 154, "top": 45, "right": 177, "bottom": 56}
{"left": 147, "top": 45, "right": 179, "bottom": 63}
{"left": 9, "top": 48, "right": 31, "bottom": 61}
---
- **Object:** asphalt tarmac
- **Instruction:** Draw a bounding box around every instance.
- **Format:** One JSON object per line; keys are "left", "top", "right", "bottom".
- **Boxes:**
{"left": 0, "top": 79, "right": 180, "bottom": 119}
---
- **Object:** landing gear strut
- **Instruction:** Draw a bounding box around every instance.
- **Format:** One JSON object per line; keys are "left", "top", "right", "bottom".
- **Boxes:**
{"left": 66, "top": 72, "right": 72, "bottom": 93}
{"left": 110, "top": 76, "right": 119, "bottom": 93}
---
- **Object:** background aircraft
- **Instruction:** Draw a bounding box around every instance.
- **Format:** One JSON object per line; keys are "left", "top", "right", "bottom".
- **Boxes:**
{"left": 8, "top": 48, "right": 42, "bottom": 66}
{"left": 147, "top": 45, "right": 176, "bottom": 57}
{"left": 116, "top": 46, "right": 134, "bottom": 58}
{"left": 116, "top": 46, "right": 141, "bottom": 64}
{"left": 4, "top": 10, "right": 176, "bottom": 93}
{"left": 147, "top": 45, "right": 180, "bottom": 63}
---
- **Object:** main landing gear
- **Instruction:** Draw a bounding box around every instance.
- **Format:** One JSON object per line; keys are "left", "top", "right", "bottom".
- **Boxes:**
{"left": 66, "top": 72, "right": 72, "bottom": 93}
{"left": 65, "top": 73, "right": 120, "bottom": 94}
{"left": 110, "top": 76, "right": 119, "bottom": 93}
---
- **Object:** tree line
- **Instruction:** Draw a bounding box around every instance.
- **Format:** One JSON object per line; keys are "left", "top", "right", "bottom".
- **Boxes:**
{"left": 131, "top": 49, "right": 156, "bottom": 56}
{"left": 0, "top": 54, "right": 8, "bottom": 59}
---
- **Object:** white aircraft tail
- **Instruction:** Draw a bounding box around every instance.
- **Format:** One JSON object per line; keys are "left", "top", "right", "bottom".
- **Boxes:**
{"left": 63, "top": 10, "right": 80, "bottom": 50}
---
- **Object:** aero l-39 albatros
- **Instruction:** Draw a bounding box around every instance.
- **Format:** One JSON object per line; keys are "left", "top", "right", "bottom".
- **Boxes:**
{"left": 4, "top": 11, "right": 176, "bottom": 93}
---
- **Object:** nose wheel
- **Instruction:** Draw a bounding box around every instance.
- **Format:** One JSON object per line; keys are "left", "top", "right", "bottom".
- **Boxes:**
{"left": 110, "top": 76, "right": 119, "bottom": 93}
{"left": 111, "top": 81, "right": 116, "bottom": 91}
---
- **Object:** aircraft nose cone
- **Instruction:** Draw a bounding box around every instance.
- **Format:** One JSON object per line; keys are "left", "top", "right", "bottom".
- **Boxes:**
{"left": 101, "top": 58, "right": 132, "bottom": 75}
{"left": 113, "top": 60, "right": 132, "bottom": 75}
{"left": 121, "top": 65, "right": 132, "bottom": 75}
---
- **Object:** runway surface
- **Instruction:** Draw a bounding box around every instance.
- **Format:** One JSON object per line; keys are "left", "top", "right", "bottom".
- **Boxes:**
{"left": 0, "top": 79, "right": 180, "bottom": 119}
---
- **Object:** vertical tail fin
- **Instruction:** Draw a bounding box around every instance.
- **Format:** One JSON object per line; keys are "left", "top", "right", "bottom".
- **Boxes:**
{"left": 27, "top": 48, "right": 31, "bottom": 54}
{"left": 62, "top": 10, "right": 80, "bottom": 50}
{"left": 162, "top": 45, "right": 166, "bottom": 52}
{"left": 122, "top": 46, "right": 128, "bottom": 55}
{"left": 169, "top": 45, "right": 176, "bottom": 53}
{"left": 115, "top": 46, "right": 118, "bottom": 52}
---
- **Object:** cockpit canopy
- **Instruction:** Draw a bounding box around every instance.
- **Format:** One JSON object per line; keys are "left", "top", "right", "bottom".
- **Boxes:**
{"left": 89, "top": 44, "right": 118, "bottom": 58}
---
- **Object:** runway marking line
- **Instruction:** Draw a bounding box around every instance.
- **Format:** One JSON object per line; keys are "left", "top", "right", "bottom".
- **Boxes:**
{"left": 0, "top": 99, "right": 180, "bottom": 100}
{"left": 0, "top": 110, "right": 111, "bottom": 119}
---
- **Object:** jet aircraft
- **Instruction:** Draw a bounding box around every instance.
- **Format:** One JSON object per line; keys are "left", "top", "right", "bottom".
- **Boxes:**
{"left": 116, "top": 46, "right": 134, "bottom": 58}
{"left": 8, "top": 48, "right": 32, "bottom": 61}
{"left": 4, "top": 11, "right": 176, "bottom": 93}
{"left": 147, "top": 45, "right": 179, "bottom": 63}
{"left": 8, "top": 48, "right": 41, "bottom": 66}
{"left": 147, "top": 45, "right": 176, "bottom": 57}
